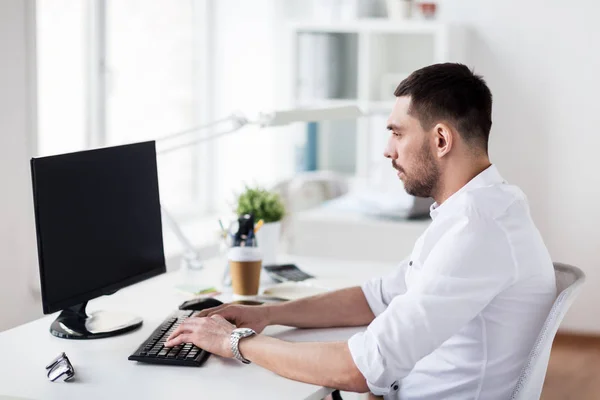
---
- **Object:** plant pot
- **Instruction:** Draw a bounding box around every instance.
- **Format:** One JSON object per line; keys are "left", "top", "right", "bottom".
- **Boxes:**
{"left": 255, "top": 221, "right": 281, "bottom": 267}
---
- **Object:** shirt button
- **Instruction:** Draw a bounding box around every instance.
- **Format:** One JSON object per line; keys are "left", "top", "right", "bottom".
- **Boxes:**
{"left": 391, "top": 381, "right": 399, "bottom": 391}
{"left": 409, "top": 261, "right": 413, "bottom": 266}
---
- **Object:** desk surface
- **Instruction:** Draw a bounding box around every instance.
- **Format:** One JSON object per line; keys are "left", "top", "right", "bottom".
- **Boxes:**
{"left": 0, "top": 255, "right": 394, "bottom": 400}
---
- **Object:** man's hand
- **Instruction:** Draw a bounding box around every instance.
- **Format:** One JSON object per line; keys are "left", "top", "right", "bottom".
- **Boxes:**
{"left": 194, "top": 304, "right": 271, "bottom": 333}
{"left": 164, "top": 315, "right": 236, "bottom": 358}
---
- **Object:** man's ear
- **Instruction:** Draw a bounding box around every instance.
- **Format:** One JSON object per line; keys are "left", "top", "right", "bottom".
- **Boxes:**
{"left": 433, "top": 123, "right": 453, "bottom": 158}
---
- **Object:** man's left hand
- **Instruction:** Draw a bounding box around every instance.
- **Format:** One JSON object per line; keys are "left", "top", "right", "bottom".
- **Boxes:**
{"left": 165, "top": 314, "right": 236, "bottom": 358}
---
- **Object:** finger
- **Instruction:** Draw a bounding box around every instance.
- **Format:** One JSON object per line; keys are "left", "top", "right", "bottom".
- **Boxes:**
{"left": 165, "top": 333, "right": 192, "bottom": 348}
{"left": 207, "top": 304, "right": 236, "bottom": 317}
{"left": 207, "top": 306, "right": 239, "bottom": 321}
{"left": 167, "top": 326, "right": 187, "bottom": 342}
{"left": 167, "top": 319, "right": 202, "bottom": 341}
{"left": 196, "top": 304, "right": 227, "bottom": 318}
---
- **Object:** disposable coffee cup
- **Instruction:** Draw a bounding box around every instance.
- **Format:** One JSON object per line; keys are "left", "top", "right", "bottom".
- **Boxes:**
{"left": 228, "top": 247, "right": 262, "bottom": 296}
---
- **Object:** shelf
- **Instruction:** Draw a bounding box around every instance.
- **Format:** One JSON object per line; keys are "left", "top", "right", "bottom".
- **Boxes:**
{"left": 289, "top": 19, "right": 447, "bottom": 35}
{"left": 287, "top": 18, "right": 465, "bottom": 181}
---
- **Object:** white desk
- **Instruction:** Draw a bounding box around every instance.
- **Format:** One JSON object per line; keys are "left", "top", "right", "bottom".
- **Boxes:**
{"left": 0, "top": 255, "right": 394, "bottom": 400}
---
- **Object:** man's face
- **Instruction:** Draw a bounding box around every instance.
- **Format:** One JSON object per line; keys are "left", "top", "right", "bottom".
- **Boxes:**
{"left": 384, "top": 96, "right": 440, "bottom": 198}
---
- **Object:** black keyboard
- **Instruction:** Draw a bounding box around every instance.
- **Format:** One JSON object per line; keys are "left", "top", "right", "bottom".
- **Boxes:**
{"left": 128, "top": 310, "right": 210, "bottom": 367}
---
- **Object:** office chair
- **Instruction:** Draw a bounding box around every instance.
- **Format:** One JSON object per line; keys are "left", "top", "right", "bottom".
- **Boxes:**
{"left": 510, "top": 262, "right": 586, "bottom": 400}
{"left": 331, "top": 262, "right": 585, "bottom": 400}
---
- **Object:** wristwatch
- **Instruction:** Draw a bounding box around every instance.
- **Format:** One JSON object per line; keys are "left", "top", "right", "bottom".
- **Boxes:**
{"left": 230, "top": 327, "right": 257, "bottom": 364}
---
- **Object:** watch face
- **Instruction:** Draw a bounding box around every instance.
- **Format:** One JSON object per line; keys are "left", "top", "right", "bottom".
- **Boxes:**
{"left": 236, "top": 328, "right": 254, "bottom": 336}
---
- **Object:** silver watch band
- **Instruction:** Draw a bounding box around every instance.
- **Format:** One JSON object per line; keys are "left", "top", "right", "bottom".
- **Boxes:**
{"left": 230, "top": 328, "right": 256, "bottom": 364}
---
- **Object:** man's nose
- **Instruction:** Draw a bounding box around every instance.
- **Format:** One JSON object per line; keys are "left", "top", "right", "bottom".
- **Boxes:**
{"left": 383, "top": 137, "right": 396, "bottom": 159}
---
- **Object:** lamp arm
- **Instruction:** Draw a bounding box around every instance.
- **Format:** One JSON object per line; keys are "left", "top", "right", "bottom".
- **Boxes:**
{"left": 156, "top": 113, "right": 248, "bottom": 155}
{"left": 161, "top": 206, "right": 204, "bottom": 270}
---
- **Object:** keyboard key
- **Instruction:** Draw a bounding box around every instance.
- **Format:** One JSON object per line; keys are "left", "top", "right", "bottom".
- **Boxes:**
{"left": 177, "top": 349, "right": 190, "bottom": 359}
{"left": 158, "top": 348, "right": 170, "bottom": 357}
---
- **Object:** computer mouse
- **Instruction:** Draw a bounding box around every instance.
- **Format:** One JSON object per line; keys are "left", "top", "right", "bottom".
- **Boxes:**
{"left": 178, "top": 297, "right": 223, "bottom": 311}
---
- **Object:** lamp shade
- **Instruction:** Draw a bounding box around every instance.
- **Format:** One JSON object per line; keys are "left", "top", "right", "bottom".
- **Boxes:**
{"left": 260, "top": 105, "right": 363, "bottom": 127}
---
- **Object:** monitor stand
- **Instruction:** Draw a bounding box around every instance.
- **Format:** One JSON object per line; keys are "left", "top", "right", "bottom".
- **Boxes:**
{"left": 50, "top": 301, "right": 143, "bottom": 339}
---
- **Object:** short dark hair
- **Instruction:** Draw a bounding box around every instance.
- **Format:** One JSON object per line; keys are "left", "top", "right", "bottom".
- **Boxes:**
{"left": 394, "top": 63, "right": 493, "bottom": 152}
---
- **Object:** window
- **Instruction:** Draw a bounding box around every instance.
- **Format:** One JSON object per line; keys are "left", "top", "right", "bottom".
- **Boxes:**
{"left": 37, "top": 0, "right": 210, "bottom": 218}
{"left": 37, "top": 1, "right": 295, "bottom": 257}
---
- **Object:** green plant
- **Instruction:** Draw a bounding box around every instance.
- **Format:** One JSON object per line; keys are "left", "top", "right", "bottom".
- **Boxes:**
{"left": 235, "top": 185, "right": 285, "bottom": 223}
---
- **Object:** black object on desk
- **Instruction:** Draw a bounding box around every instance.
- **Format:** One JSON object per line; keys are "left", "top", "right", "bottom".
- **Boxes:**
{"left": 179, "top": 297, "right": 223, "bottom": 311}
{"left": 30, "top": 141, "right": 166, "bottom": 339}
{"left": 233, "top": 213, "right": 255, "bottom": 247}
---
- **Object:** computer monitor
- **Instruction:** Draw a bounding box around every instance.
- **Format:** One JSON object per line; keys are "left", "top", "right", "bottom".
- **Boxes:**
{"left": 30, "top": 141, "right": 166, "bottom": 339}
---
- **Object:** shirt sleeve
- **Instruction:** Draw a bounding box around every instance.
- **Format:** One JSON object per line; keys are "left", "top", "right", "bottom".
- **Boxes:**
{"left": 361, "top": 258, "right": 410, "bottom": 316}
{"left": 348, "top": 216, "right": 516, "bottom": 395}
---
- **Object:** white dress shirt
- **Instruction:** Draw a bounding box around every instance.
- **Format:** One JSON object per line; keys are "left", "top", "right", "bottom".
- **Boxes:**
{"left": 348, "top": 165, "right": 556, "bottom": 399}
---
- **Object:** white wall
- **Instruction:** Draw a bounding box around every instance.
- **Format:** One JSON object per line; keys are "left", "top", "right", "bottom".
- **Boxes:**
{"left": 440, "top": 0, "right": 600, "bottom": 333}
{"left": 0, "top": 0, "right": 42, "bottom": 331}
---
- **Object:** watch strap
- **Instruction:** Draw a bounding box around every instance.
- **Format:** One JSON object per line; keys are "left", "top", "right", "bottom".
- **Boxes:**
{"left": 231, "top": 328, "right": 256, "bottom": 364}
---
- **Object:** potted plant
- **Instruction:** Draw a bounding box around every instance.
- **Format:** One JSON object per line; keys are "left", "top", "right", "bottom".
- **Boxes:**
{"left": 235, "top": 185, "right": 285, "bottom": 266}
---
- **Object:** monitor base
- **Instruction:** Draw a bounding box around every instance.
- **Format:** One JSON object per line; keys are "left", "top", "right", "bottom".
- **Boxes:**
{"left": 50, "top": 301, "right": 142, "bottom": 339}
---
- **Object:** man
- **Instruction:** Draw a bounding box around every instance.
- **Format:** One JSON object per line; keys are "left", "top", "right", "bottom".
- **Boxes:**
{"left": 165, "top": 63, "right": 556, "bottom": 399}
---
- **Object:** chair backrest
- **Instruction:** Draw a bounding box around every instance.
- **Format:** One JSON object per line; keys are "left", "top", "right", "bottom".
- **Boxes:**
{"left": 510, "top": 262, "right": 586, "bottom": 400}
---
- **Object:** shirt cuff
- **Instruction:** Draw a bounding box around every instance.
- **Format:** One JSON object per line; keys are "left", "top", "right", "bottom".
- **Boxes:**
{"left": 361, "top": 278, "right": 388, "bottom": 317}
{"left": 348, "top": 330, "right": 394, "bottom": 396}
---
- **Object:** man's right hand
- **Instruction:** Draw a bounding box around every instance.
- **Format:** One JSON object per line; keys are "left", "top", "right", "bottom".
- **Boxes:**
{"left": 194, "top": 304, "right": 272, "bottom": 334}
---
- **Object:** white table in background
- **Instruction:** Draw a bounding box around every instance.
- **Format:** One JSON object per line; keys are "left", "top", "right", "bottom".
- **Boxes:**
{"left": 0, "top": 255, "right": 394, "bottom": 400}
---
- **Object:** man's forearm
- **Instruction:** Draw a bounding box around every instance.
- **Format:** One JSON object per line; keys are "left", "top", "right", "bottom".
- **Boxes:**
{"left": 265, "top": 286, "right": 375, "bottom": 329}
{"left": 239, "top": 335, "right": 369, "bottom": 393}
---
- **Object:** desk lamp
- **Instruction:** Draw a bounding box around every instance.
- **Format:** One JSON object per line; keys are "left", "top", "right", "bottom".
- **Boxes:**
{"left": 155, "top": 105, "right": 363, "bottom": 271}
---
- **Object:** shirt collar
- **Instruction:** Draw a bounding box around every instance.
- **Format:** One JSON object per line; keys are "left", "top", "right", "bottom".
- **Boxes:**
{"left": 429, "top": 164, "right": 506, "bottom": 219}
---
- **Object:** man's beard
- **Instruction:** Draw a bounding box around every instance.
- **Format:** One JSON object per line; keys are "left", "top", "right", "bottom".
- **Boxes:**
{"left": 392, "top": 143, "right": 439, "bottom": 198}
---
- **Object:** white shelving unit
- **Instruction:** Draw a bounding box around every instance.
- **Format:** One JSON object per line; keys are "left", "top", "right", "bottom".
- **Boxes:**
{"left": 287, "top": 19, "right": 466, "bottom": 179}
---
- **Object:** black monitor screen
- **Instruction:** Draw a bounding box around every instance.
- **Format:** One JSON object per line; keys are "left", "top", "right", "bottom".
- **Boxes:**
{"left": 31, "top": 141, "right": 166, "bottom": 314}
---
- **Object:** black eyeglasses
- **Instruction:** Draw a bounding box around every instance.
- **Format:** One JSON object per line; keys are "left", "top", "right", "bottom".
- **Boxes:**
{"left": 46, "top": 352, "right": 75, "bottom": 382}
